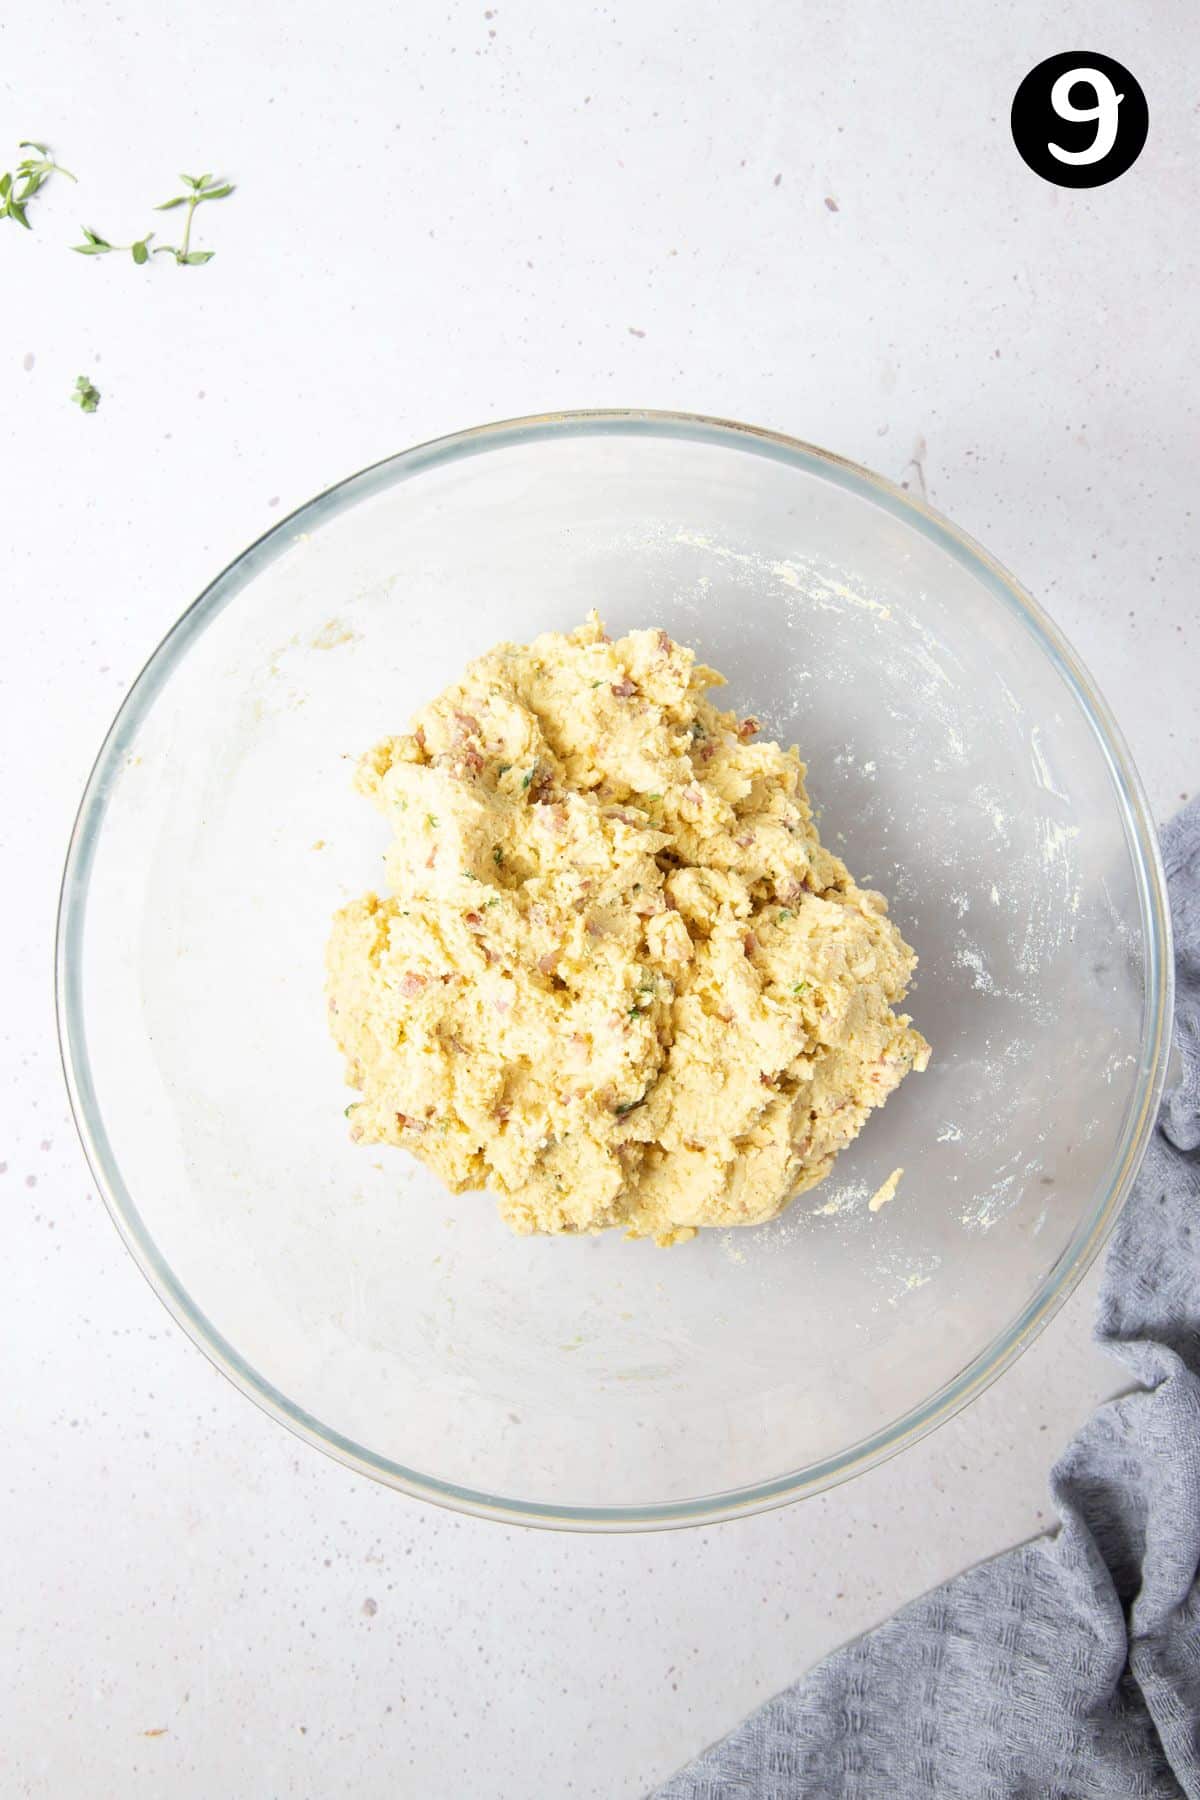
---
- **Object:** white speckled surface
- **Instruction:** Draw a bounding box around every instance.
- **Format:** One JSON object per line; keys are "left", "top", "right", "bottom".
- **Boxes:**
{"left": 2, "top": 2, "right": 1197, "bottom": 1794}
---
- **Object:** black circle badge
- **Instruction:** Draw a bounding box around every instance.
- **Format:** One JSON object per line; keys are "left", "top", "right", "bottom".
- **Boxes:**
{"left": 1011, "top": 53, "right": 1148, "bottom": 187}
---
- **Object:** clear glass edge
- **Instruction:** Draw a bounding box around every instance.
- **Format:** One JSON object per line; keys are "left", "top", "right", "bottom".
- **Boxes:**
{"left": 54, "top": 407, "right": 1175, "bottom": 1533}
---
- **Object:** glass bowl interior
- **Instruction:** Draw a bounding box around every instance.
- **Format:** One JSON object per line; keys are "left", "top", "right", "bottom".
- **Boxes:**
{"left": 58, "top": 411, "right": 1172, "bottom": 1529}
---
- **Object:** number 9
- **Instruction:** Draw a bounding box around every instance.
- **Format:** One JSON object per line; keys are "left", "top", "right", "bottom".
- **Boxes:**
{"left": 1048, "top": 67, "right": 1123, "bottom": 165}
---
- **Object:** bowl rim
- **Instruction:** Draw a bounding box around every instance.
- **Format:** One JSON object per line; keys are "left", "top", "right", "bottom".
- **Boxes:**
{"left": 55, "top": 406, "right": 1175, "bottom": 1532}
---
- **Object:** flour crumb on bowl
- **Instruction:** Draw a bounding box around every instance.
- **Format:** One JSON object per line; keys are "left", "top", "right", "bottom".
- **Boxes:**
{"left": 869, "top": 1167, "right": 904, "bottom": 1212}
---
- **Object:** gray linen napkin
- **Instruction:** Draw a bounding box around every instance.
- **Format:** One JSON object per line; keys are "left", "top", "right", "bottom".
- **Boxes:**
{"left": 655, "top": 797, "right": 1200, "bottom": 1800}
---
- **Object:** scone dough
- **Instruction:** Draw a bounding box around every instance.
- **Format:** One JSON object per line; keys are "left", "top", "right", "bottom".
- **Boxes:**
{"left": 327, "top": 615, "right": 929, "bottom": 1244}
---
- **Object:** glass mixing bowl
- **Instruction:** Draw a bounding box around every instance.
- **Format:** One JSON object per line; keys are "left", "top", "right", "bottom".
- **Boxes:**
{"left": 57, "top": 411, "right": 1173, "bottom": 1530}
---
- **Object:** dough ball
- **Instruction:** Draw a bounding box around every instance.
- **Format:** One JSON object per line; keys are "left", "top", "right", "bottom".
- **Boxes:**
{"left": 327, "top": 615, "right": 929, "bottom": 1244}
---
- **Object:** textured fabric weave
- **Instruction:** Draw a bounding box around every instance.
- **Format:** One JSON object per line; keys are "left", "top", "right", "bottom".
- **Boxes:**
{"left": 655, "top": 799, "right": 1200, "bottom": 1800}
